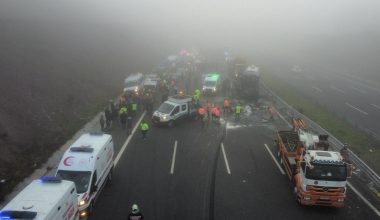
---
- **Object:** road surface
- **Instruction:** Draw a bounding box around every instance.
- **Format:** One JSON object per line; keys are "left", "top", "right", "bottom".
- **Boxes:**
{"left": 88, "top": 72, "right": 379, "bottom": 220}
{"left": 269, "top": 67, "right": 380, "bottom": 141}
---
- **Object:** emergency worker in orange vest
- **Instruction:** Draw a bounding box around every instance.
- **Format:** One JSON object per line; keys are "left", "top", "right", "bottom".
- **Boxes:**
{"left": 213, "top": 106, "right": 221, "bottom": 122}
{"left": 223, "top": 98, "right": 230, "bottom": 116}
{"left": 198, "top": 106, "right": 207, "bottom": 128}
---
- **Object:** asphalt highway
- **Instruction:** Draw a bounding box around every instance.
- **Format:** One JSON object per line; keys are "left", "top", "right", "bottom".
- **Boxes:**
{"left": 270, "top": 68, "right": 380, "bottom": 140}
{"left": 90, "top": 73, "right": 379, "bottom": 220}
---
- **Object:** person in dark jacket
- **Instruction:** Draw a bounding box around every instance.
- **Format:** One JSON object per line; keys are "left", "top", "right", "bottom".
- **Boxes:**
{"left": 126, "top": 115, "right": 133, "bottom": 135}
{"left": 128, "top": 204, "right": 144, "bottom": 220}
{"left": 104, "top": 107, "right": 112, "bottom": 130}
{"left": 99, "top": 114, "right": 105, "bottom": 131}
{"left": 119, "top": 105, "right": 128, "bottom": 130}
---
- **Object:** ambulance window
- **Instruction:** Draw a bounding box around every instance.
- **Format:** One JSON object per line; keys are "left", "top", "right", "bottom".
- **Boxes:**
{"left": 181, "top": 104, "right": 186, "bottom": 111}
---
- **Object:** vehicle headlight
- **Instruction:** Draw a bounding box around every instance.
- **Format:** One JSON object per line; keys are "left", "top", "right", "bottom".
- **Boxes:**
{"left": 213, "top": 88, "right": 216, "bottom": 91}
{"left": 303, "top": 196, "right": 311, "bottom": 201}
{"left": 79, "top": 199, "right": 86, "bottom": 206}
{"left": 202, "top": 87, "right": 206, "bottom": 91}
{"left": 162, "top": 116, "right": 167, "bottom": 120}
{"left": 134, "top": 87, "right": 138, "bottom": 92}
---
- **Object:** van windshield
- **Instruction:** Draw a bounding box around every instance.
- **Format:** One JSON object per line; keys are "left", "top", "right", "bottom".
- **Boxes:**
{"left": 204, "top": 81, "right": 216, "bottom": 87}
{"left": 125, "top": 81, "right": 138, "bottom": 88}
{"left": 158, "top": 102, "right": 175, "bottom": 114}
{"left": 56, "top": 170, "right": 92, "bottom": 193}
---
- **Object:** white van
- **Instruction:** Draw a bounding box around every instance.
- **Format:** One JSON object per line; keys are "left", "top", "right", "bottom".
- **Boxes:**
{"left": 152, "top": 95, "right": 198, "bottom": 127}
{"left": 124, "top": 73, "right": 144, "bottom": 95}
{"left": 56, "top": 132, "right": 114, "bottom": 219}
{"left": 0, "top": 176, "right": 79, "bottom": 220}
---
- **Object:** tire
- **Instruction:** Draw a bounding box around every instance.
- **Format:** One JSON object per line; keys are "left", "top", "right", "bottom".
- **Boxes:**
{"left": 88, "top": 202, "right": 94, "bottom": 216}
{"left": 168, "top": 120, "right": 174, "bottom": 127}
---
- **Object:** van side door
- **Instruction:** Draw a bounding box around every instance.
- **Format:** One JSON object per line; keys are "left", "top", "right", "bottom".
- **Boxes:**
{"left": 179, "top": 104, "right": 187, "bottom": 119}
{"left": 170, "top": 106, "right": 180, "bottom": 121}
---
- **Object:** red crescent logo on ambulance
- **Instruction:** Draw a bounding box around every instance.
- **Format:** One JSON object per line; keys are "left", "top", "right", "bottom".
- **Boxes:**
{"left": 63, "top": 156, "right": 74, "bottom": 166}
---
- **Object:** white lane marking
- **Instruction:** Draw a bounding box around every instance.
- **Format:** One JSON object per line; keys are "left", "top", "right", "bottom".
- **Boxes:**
{"left": 330, "top": 85, "right": 346, "bottom": 94}
{"left": 345, "top": 103, "right": 369, "bottom": 115}
{"left": 272, "top": 106, "right": 292, "bottom": 128}
{"left": 311, "top": 86, "right": 323, "bottom": 93}
{"left": 348, "top": 182, "right": 380, "bottom": 217}
{"left": 114, "top": 111, "right": 146, "bottom": 167}
{"left": 371, "top": 103, "right": 380, "bottom": 110}
{"left": 264, "top": 144, "right": 285, "bottom": 175}
{"left": 221, "top": 143, "right": 231, "bottom": 175}
{"left": 170, "top": 140, "right": 178, "bottom": 174}
{"left": 350, "top": 86, "right": 366, "bottom": 94}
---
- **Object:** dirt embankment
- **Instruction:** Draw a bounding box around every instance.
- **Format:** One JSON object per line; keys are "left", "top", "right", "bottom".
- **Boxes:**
{"left": 0, "top": 21, "right": 163, "bottom": 202}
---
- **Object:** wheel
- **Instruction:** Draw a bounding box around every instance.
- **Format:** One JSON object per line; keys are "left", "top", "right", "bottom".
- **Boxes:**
{"left": 168, "top": 120, "right": 174, "bottom": 127}
{"left": 88, "top": 202, "right": 94, "bottom": 216}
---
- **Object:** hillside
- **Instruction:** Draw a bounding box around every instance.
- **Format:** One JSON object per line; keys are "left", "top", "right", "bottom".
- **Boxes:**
{"left": 0, "top": 14, "right": 170, "bottom": 201}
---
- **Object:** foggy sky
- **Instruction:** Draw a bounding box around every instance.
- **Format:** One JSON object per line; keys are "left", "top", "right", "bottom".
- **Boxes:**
{"left": 1, "top": 0, "right": 380, "bottom": 77}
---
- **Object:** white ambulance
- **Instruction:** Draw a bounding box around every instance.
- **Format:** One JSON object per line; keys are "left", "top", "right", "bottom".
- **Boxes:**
{"left": 0, "top": 176, "right": 79, "bottom": 220}
{"left": 56, "top": 132, "right": 114, "bottom": 219}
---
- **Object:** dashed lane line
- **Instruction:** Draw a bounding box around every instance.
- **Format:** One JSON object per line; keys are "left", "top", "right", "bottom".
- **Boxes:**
{"left": 311, "top": 86, "right": 323, "bottom": 93}
{"left": 346, "top": 103, "right": 369, "bottom": 116}
{"left": 170, "top": 140, "right": 178, "bottom": 174}
{"left": 114, "top": 111, "right": 146, "bottom": 167}
{"left": 351, "top": 86, "right": 367, "bottom": 94}
{"left": 371, "top": 103, "right": 380, "bottom": 110}
{"left": 221, "top": 143, "right": 231, "bottom": 175}
{"left": 330, "top": 85, "right": 346, "bottom": 94}
{"left": 347, "top": 182, "right": 380, "bottom": 217}
{"left": 264, "top": 144, "right": 285, "bottom": 175}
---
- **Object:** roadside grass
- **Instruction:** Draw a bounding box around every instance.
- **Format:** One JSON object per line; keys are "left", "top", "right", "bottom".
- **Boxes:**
{"left": 261, "top": 73, "right": 380, "bottom": 174}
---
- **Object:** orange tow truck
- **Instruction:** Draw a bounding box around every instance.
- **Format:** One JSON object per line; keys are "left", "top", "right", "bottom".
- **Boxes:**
{"left": 276, "top": 118, "right": 352, "bottom": 207}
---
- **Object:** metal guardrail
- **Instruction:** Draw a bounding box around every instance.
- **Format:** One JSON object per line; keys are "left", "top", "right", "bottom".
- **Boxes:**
{"left": 261, "top": 82, "right": 380, "bottom": 189}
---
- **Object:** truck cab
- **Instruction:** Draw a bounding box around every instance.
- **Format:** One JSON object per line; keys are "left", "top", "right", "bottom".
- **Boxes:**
{"left": 124, "top": 73, "right": 144, "bottom": 96}
{"left": 152, "top": 95, "right": 197, "bottom": 127}
{"left": 295, "top": 150, "right": 348, "bottom": 207}
{"left": 276, "top": 130, "right": 351, "bottom": 208}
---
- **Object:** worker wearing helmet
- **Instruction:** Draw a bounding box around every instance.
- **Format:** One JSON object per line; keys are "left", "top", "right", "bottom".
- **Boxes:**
{"left": 128, "top": 204, "right": 144, "bottom": 220}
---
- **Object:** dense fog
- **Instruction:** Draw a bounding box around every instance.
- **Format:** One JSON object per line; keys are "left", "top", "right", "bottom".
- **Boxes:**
{"left": 1, "top": 0, "right": 379, "bottom": 78}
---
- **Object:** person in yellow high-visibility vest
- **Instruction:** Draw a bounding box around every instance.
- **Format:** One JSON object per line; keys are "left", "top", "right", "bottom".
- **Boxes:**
{"left": 140, "top": 121, "right": 149, "bottom": 140}
{"left": 235, "top": 103, "right": 242, "bottom": 121}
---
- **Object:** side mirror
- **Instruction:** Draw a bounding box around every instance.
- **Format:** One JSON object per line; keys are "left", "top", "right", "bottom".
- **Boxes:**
{"left": 91, "top": 185, "right": 98, "bottom": 193}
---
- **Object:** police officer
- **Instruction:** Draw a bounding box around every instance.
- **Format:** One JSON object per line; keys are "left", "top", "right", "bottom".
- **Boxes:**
{"left": 140, "top": 121, "right": 149, "bottom": 140}
{"left": 128, "top": 204, "right": 144, "bottom": 220}
{"left": 119, "top": 105, "right": 128, "bottom": 130}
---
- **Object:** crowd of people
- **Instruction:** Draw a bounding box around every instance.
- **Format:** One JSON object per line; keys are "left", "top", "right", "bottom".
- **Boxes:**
{"left": 196, "top": 94, "right": 243, "bottom": 128}
{"left": 99, "top": 88, "right": 156, "bottom": 137}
